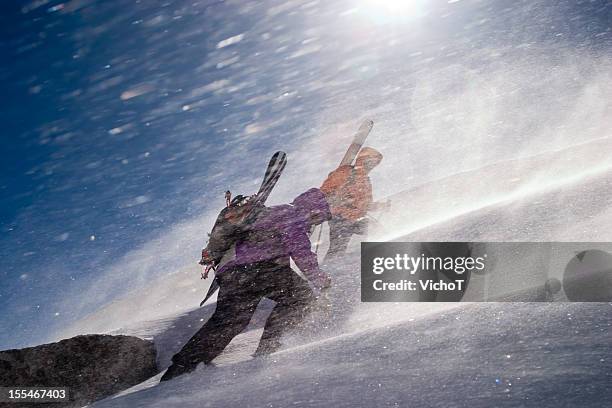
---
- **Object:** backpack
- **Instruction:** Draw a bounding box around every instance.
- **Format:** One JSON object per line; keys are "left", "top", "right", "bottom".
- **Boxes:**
{"left": 200, "top": 195, "right": 265, "bottom": 266}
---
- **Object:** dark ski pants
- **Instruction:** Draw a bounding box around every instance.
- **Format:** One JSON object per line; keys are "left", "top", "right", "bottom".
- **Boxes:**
{"left": 168, "top": 261, "right": 315, "bottom": 372}
{"left": 325, "top": 216, "right": 368, "bottom": 261}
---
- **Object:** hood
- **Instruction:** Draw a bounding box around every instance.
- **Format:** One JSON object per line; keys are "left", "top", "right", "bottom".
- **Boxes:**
{"left": 355, "top": 146, "right": 383, "bottom": 171}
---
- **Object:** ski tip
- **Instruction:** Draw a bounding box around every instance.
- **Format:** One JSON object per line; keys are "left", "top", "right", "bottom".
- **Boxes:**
{"left": 360, "top": 119, "right": 374, "bottom": 130}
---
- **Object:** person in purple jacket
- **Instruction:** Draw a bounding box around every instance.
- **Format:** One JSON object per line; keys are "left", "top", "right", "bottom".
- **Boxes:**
{"left": 161, "top": 188, "right": 331, "bottom": 381}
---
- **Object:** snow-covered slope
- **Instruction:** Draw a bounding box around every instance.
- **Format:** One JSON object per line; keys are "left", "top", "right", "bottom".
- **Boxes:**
{"left": 393, "top": 163, "right": 612, "bottom": 302}
{"left": 95, "top": 302, "right": 612, "bottom": 408}
{"left": 77, "top": 147, "right": 612, "bottom": 407}
{"left": 373, "top": 135, "right": 612, "bottom": 242}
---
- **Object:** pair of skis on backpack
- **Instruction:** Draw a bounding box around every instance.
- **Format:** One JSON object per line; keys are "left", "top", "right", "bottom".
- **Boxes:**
{"left": 199, "top": 119, "right": 375, "bottom": 307}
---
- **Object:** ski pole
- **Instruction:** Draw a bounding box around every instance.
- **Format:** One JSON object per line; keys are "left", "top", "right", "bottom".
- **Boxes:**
{"left": 314, "top": 224, "right": 324, "bottom": 255}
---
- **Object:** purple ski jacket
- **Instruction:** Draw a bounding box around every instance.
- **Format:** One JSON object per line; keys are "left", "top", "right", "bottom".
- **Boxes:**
{"left": 217, "top": 188, "right": 331, "bottom": 284}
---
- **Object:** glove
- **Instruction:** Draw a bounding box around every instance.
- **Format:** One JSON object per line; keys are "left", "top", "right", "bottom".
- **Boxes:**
{"left": 199, "top": 249, "right": 216, "bottom": 279}
{"left": 200, "top": 263, "right": 215, "bottom": 280}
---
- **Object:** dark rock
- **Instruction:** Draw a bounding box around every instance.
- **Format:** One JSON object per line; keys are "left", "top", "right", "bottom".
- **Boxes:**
{"left": 0, "top": 334, "right": 158, "bottom": 407}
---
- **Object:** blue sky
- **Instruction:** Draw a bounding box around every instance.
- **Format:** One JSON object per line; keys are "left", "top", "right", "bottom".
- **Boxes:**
{"left": 1, "top": 0, "right": 610, "bottom": 349}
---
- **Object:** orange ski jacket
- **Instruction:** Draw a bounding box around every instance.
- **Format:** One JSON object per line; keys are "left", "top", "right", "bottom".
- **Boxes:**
{"left": 320, "top": 165, "right": 372, "bottom": 221}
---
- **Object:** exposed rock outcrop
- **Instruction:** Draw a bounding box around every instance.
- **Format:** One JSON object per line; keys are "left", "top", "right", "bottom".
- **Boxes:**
{"left": 0, "top": 334, "right": 158, "bottom": 407}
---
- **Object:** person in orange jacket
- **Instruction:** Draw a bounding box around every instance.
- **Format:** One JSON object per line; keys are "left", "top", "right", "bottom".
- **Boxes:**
{"left": 320, "top": 146, "right": 385, "bottom": 260}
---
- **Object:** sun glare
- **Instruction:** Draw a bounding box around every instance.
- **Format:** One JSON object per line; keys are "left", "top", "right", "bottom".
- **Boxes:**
{"left": 359, "top": 0, "right": 425, "bottom": 23}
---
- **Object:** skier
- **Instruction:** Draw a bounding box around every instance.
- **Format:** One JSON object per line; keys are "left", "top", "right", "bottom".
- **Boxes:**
{"left": 320, "top": 146, "right": 385, "bottom": 260}
{"left": 161, "top": 188, "right": 331, "bottom": 381}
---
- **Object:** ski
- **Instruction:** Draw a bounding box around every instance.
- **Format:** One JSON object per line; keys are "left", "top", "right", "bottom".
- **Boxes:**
{"left": 249, "top": 151, "right": 287, "bottom": 210}
{"left": 339, "top": 119, "right": 374, "bottom": 166}
{"left": 200, "top": 151, "right": 287, "bottom": 307}
{"left": 309, "top": 120, "right": 374, "bottom": 251}
{"left": 308, "top": 120, "right": 374, "bottom": 248}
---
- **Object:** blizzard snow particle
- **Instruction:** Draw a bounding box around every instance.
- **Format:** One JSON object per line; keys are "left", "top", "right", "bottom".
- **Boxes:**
{"left": 216, "top": 34, "right": 244, "bottom": 49}
{"left": 120, "top": 195, "right": 152, "bottom": 208}
{"left": 190, "top": 80, "right": 230, "bottom": 97}
{"left": 90, "top": 235, "right": 96, "bottom": 241}
{"left": 47, "top": 4, "right": 64, "bottom": 13}
{"left": 120, "top": 84, "right": 154, "bottom": 100}
{"left": 216, "top": 56, "right": 240, "bottom": 69}
{"left": 245, "top": 123, "right": 263, "bottom": 134}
